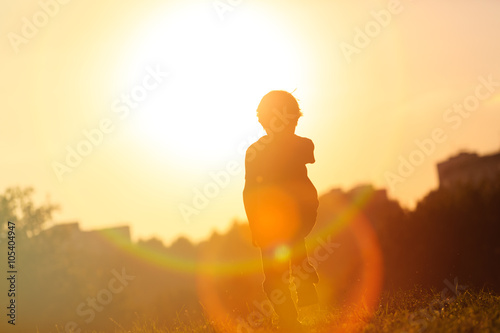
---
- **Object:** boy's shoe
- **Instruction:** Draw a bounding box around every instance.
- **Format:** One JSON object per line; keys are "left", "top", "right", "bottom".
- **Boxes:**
{"left": 296, "top": 282, "right": 319, "bottom": 307}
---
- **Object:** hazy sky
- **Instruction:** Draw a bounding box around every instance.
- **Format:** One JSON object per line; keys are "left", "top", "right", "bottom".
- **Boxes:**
{"left": 2, "top": 0, "right": 500, "bottom": 244}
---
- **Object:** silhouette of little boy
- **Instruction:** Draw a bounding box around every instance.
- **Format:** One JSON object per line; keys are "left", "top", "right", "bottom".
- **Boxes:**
{"left": 243, "top": 91, "right": 319, "bottom": 331}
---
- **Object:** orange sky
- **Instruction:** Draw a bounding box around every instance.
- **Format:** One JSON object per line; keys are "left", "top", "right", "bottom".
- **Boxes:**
{"left": 1, "top": 0, "right": 500, "bottom": 244}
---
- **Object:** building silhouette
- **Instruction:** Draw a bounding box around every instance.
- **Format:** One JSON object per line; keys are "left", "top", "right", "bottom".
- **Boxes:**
{"left": 40, "top": 222, "right": 131, "bottom": 252}
{"left": 437, "top": 151, "right": 500, "bottom": 189}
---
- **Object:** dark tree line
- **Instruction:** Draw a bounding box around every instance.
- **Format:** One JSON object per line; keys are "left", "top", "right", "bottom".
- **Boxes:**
{"left": 0, "top": 179, "right": 499, "bottom": 332}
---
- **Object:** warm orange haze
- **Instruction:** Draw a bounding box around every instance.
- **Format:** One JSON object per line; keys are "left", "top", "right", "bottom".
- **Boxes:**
{"left": 1, "top": 1, "right": 500, "bottom": 332}
{"left": 2, "top": 0, "right": 500, "bottom": 244}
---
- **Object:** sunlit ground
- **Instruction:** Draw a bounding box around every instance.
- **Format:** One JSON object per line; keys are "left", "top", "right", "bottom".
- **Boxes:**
{"left": 87, "top": 289, "right": 500, "bottom": 332}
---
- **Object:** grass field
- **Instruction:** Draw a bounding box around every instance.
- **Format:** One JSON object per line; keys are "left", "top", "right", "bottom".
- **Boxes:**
{"left": 83, "top": 288, "right": 499, "bottom": 333}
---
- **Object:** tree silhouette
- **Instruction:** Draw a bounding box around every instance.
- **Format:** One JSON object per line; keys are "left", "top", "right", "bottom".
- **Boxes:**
{"left": 0, "top": 186, "right": 59, "bottom": 238}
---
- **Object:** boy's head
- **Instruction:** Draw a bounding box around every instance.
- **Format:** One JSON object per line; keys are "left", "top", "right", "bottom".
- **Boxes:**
{"left": 256, "top": 90, "right": 303, "bottom": 134}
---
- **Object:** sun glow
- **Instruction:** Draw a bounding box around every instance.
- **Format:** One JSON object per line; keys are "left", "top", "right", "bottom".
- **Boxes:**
{"left": 120, "top": 4, "right": 307, "bottom": 165}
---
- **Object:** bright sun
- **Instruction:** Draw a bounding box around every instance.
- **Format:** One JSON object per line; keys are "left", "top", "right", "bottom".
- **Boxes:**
{"left": 120, "top": 3, "right": 306, "bottom": 166}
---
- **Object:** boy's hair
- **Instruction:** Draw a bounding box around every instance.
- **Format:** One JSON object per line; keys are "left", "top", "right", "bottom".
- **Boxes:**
{"left": 256, "top": 90, "right": 303, "bottom": 130}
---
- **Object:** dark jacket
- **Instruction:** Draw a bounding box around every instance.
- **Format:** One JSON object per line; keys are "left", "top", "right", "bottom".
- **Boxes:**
{"left": 243, "top": 134, "right": 318, "bottom": 248}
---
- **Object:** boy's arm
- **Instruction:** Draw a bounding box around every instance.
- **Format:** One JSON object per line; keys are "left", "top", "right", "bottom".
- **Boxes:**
{"left": 243, "top": 144, "right": 260, "bottom": 247}
{"left": 305, "top": 139, "right": 315, "bottom": 164}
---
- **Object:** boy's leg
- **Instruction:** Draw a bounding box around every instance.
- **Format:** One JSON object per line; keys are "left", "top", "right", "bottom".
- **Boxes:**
{"left": 260, "top": 246, "right": 300, "bottom": 326}
{"left": 290, "top": 239, "right": 319, "bottom": 307}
